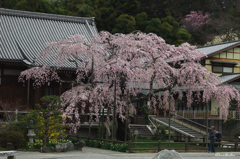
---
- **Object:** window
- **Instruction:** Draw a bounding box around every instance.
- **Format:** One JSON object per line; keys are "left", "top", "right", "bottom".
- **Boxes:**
{"left": 212, "top": 66, "right": 233, "bottom": 73}
{"left": 42, "top": 88, "right": 55, "bottom": 96}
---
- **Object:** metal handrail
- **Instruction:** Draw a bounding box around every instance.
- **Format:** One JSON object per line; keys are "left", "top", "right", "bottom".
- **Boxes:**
{"left": 174, "top": 114, "right": 211, "bottom": 130}
{"left": 151, "top": 117, "right": 195, "bottom": 138}
{"left": 148, "top": 117, "right": 157, "bottom": 129}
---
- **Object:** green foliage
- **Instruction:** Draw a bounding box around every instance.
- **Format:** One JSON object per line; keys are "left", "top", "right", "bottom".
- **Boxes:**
{"left": 5, "top": 121, "right": 28, "bottom": 142}
{"left": 235, "top": 127, "right": 240, "bottom": 138}
{"left": 67, "top": 137, "right": 80, "bottom": 144}
{"left": 2, "top": 0, "right": 192, "bottom": 45}
{"left": 136, "top": 12, "right": 148, "bottom": 31}
{"left": 156, "top": 125, "right": 167, "bottom": 136}
{"left": 144, "top": 12, "right": 190, "bottom": 45}
{"left": 145, "top": 18, "right": 162, "bottom": 35}
{"left": 0, "top": 147, "right": 6, "bottom": 151}
{"left": 25, "top": 139, "right": 60, "bottom": 150}
{"left": 151, "top": 135, "right": 167, "bottom": 141}
{"left": 0, "top": 130, "right": 25, "bottom": 149}
{"left": 83, "top": 139, "right": 128, "bottom": 152}
{"left": 97, "top": 124, "right": 115, "bottom": 139}
{"left": 112, "top": 14, "right": 136, "bottom": 34}
{"left": 17, "top": 95, "right": 64, "bottom": 148}
{"left": 77, "top": 4, "right": 95, "bottom": 17}
{"left": 4, "top": 0, "right": 20, "bottom": 8}
{"left": 139, "top": 104, "right": 150, "bottom": 124}
{"left": 224, "top": 115, "right": 236, "bottom": 125}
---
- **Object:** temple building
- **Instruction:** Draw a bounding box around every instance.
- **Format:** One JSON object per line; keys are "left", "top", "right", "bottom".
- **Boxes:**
{"left": 0, "top": 8, "right": 97, "bottom": 109}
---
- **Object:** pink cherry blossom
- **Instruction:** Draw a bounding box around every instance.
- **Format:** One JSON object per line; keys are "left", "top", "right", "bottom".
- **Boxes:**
{"left": 19, "top": 31, "right": 240, "bottom": 133}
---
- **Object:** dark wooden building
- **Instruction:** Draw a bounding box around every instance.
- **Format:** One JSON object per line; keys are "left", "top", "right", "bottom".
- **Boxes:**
{"left": 0, "top": 8, "right": 98, "bottom": 110}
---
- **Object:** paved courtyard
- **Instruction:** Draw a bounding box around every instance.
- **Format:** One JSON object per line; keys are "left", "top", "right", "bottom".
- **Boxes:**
{"left": 11, "top": 147, "right": 240, "bottom": 159}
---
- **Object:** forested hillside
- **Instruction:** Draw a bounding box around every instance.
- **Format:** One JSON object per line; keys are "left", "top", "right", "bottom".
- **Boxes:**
{"left": 1, "top": 0, "right": 240, "bottom": 46}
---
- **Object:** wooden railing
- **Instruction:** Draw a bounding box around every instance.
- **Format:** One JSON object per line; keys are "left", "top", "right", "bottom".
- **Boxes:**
{"left": 175, "top": 110, "right": 240, "bottom": 120}
{"left": 72, "top": 135, "right": 240, "bottom": 153}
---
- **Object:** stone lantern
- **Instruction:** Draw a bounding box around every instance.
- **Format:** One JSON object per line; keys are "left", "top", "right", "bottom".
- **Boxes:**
{"left": 27, "top": 120, "right": 36, "bottom": 146}
{"left": 134, "top": 129, "right": 139, "bottom": 147}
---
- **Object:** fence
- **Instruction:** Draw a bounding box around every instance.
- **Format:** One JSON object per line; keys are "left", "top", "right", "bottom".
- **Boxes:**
{"left": 175, "top": 110, "right": 240, "bottom": 120}
{"left": 0, "top": 109, "right": 29, "bottom": 123}
{"left": 72, "top": 135, "right": 239, "bottom": 153}
{"left": 0, "top": 109, "right": 111, "bottom": 124}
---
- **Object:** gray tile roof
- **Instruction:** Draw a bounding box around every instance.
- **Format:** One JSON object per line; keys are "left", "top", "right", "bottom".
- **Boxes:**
{"left": 196, "top": 40, "right": 240, "bottom": 56}
{"left": 219, "top": 74, "right": 240, "bottom": 83}
{"left": 0, "top": 8, "right": 98, "bottom": 69}
{"left": 229, "top": 82, "right": 240, "bottom": 90}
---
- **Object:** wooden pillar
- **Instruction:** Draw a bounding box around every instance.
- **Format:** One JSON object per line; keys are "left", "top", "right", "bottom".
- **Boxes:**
{"left": 27, "top": 80, "right": 30, "bottom": 108}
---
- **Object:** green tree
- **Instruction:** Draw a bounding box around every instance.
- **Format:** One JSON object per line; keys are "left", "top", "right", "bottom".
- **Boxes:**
{"left": 145, "top": 12, "right": 190, "bottom": 45}
{"left": 20, "top": 96, "right": 63, "bottom": 149}
{"left": 13, "top": 0, "right": 53, "bottom": 13}
{"left": 4, "top": 0, "right": 20, "bottom": 8}
{"left": 112, "top": 14, "right": 136, "bottom": 34}
{"left": 136, "top": 12, "right": 148, "bottom": 31}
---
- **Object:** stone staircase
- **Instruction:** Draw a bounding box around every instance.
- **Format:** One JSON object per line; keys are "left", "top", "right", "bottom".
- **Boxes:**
{"left": 129, "top": 124, "right": 154, "bottom": 137}
{"left": 150, "top": 117, "right": 204, "bottom": 139}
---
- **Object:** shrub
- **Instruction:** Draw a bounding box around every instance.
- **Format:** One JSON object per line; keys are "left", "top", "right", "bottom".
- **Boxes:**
{"left": 102, "top": 142, "right": 111, "bottom": 149}
{"left": 156, "top": 125, "right": 167, "bottom": 136}
{"left": 83, "top": 139, "right": 89, "bottom": 146}
{"left": 83, "top": 139, "right": 128, "bottom": 152}
{"left": 0, "top": 130, "right": 25, "bottom": 149}
{"left": 235, "top": 127, "right": 240, "bottom": 138}
{"left": 97, "top": 124, "right": 114, "bottom": 139}
{"left": 5, "top": 121, "right": 28, "bottom": 142}
{"left": 139, "top": 104, "right": 150, "bottom": 124}
{"left": 17, "top": 96, "right": 64, "bottom": 148}
{"left": 115, "top": 143, "right": 128, "bottom": 152}
{"left": 67, "top": 137, "right": 79, "bottom": 144}
{"left": 93, "top": 140, "right": 100, "bottom": 148}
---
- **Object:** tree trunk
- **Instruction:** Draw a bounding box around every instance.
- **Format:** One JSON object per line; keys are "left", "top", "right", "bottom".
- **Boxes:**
{"left": 88, "top": 103, "right": 92, "bottom": 138}
{"left": 98, "top": 108, "right": 101, "bottom": 138}
{"left": 125, "top": 105, "right": 129, "bottom": 142}
{"left": 113, "top": 79, "right": 117, "bottom": 140}
{"left": 42, "top": 137, "right": 47, "bottom": 148}
{"left": 206, "top": 102, "right": 209, "bottom": 148}
{"left": 168, "top": 111, "right": 170, "bottom": 146}
{"left": 101, "top": 107, "right": 104, "bottom": 139}
{"left": 106, "top": 107, "right": 110, "bottom": 143}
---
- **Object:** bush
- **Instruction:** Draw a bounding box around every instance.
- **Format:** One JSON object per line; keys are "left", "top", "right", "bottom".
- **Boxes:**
{"left": 115, "top": 143, "right": 128, "bottom": 152}
{"left": 0, "top": 130, "right": 25, "bottom": 149}
{"left": 83, "top": 139, "right": 89, "bottom": 146}
{"left": 102, "top": 142, "right": 111, "bottom": 149}
{"left": 5, "top": 121, "right": 28, "bottom": 142}
{"left": 67, "top": 137, "right": 79, "bottom": 144}
{"left": 152, "top": 136, "right": 167, "bottom": 141}
{"left": 139, "top": 104, "right": 150, "bottom": 124}
{"left": 83, "top": 139, "right": 128, "bottom": 152}
{"left": 97, "top": 124, "right": 114, "bottom": 139}
{"left": 155, "top": 125, "right": 167, "bottom": 136}
{"left": 235, "top": 127, "right": 240, "bottom": 138}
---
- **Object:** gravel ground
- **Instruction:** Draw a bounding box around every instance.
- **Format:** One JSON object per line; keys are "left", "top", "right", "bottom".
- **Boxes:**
{"left": 6, "top": 147, "right": 240, "bottom": 159}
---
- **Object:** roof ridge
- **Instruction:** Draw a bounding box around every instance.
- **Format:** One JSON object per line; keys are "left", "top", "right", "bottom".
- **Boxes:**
{"left": 219, "top": 73, "right": 240, "bottom": 77}
{"left": 0, "top": 8, "right": 95, "bottom": 25}
{"left": 197, "top": 40, "right": 240, "bottom": 49}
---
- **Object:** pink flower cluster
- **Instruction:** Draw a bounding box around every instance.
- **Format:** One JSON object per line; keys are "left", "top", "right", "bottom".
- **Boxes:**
{"left": 182, "top": 11, "right": 211, "bottom": 30}
{"left": 19, "top": 31, "right": 240, "bottom": 132}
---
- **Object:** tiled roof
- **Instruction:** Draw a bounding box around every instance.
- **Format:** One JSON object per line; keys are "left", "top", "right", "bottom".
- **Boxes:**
{"left": 229, "top": 82, "right": 240, "bottom": 90}
{"left": 196, "top": 40, "right": 240, "bottom": 56}
{"left": 0, "top": 8, "right": 98, "bottom": 69}
{"left": 219, "top": 74, "right": 240, "bottom": 83}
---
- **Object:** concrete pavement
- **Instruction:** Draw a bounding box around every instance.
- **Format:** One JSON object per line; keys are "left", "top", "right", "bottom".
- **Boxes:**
{"left": 3, "top": 147, "right": 240, "bottom": 159}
